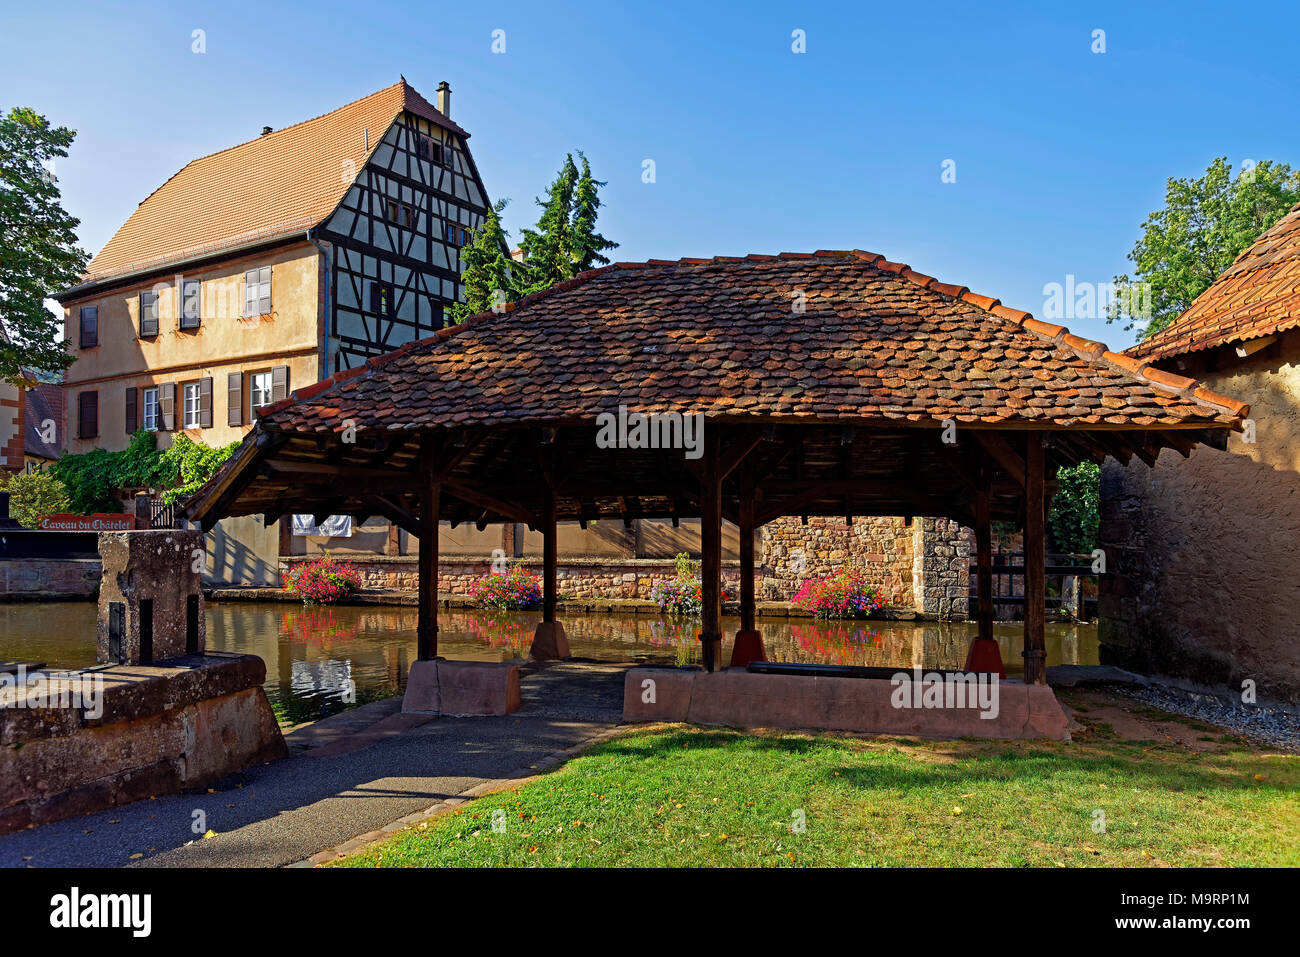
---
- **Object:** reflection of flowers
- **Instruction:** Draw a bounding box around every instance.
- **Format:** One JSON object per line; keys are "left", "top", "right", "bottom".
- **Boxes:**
{"left": 452, "top": 611, "right": 535, "bottom": 654}
{"left": 789, "top": 623, "right": 882, "bottom": 665}
{"left": 281, "top": 606, "right": 362, "bottom": 644}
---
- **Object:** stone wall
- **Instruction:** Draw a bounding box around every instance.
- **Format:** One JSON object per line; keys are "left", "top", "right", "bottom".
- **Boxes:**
{"left": 0, "top": 558, "right": 100, "bottom": 599}
{"left": 0, "top": 654, "right": 286, "bottom": 834}
{"left": 284, "top": 555, "right": 742, "bottom": 602}
{"left": 287, "top": 513, "right": 977, "bottom": 621}
{"left": 1099, "top": 330, "right": 1300, "bottom": 703}
{"left": 761, "top": 516, "right": 914, "bottom": 604}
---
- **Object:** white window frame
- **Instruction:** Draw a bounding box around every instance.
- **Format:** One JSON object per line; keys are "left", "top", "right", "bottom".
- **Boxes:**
{"left": 182, "top": 382, "right": 202, "bottom": 429}
{"left": 142, "top": 387, "right": 160, "bottom": 431}
{"left": 249, "top": 371, "right": 275, "bottom": 411}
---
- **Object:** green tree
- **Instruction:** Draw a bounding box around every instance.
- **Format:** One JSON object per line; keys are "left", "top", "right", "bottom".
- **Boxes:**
{"left": 571, "top": 151, "right": 618, "bottom": 271}
{"left": 0, "top": 107, "right": 89, "bottom": 382}
{"left": 0, "top": 468, "right": 70, "bottom": 526}
{"left": 1111, "top": 157, "right": 1300, "bottom": 339}
{"left": 518, "top": 154, "right": 580, "bottom": 293}
{"left": 1048, "top": 462, "right": 1099, "bottom": 555}
{"left": 450, "top": 198, "right": 518, "bottom": 322}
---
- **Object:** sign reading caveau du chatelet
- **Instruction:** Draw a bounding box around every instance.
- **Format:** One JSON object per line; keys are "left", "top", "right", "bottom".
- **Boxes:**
{"left": 38, "top": 513, "right": 136, "bottom": 532}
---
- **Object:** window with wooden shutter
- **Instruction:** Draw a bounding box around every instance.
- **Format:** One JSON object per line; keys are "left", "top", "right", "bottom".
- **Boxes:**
{"left": 180, "top": 279, "right": 201, "bottom": 330}
{"left": 243, "top": 266, "right": 272, "bottom": 317}
{"left": 159, "top": 383, "right": 175, "bottom": 431}
{"left": 271, "top": 365, "right": 289, "bottom": 403}
{"left": 79, "top": 305, "right": 98, "bottom": 348}
{"left": 227, "top": 372, "right": 243, "bottom": 427}
{"left": 198, "top": 377, "right": 213, "bottom": 428}
{"left": 139, "top": 291, "right": 159, "bottom": 337}
{"left": 125, "top": 387, "right": 138, "bottom": 434}
{"left": 78, "top": 391, "right": 98, "bottom": 439}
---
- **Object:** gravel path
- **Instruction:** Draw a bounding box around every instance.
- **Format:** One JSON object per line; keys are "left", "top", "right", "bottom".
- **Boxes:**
{"left": 1123, "top": 683, "right": 1300, "bottom": 752}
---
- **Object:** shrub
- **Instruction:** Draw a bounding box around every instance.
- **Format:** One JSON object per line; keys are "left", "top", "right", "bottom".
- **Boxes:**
{"left": 651, "top": 576, "right": 703, "bottom": 616}
{"left": 791, "top": 568, "right": 887, "bottom": 619}
{"left": 650, "top": 551, "right": 731, "bottom": 616}
{"left": 0, "top": 468, "right": 70, "bottom": 527}
{"left": 49, "top": 430, "right": 238, "bottom": 514}
{"left": 283, "top": 557, "right": 363, "bottom": 604}
{"left": 468, "top": 564, "right": 542, "bottom": 610}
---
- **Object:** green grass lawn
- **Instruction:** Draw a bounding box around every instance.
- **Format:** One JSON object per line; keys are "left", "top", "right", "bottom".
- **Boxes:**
{"left": 331, "top": 722, "right": 1300, "bottom": 868}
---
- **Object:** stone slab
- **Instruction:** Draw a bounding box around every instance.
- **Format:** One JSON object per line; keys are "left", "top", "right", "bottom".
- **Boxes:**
{"left": 621, "top": 667, "right": 1070, "bottom": 741}
{"left": 402, "top": 660, "right": 522, "bottom": 716}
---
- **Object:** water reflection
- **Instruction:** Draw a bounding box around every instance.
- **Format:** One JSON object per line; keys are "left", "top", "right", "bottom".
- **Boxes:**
{"left": 0, "top": 602, "right": 1098, "bottom": 723}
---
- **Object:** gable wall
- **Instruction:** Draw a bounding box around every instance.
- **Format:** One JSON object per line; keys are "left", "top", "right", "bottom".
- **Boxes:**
{"left": 1099, "top": 329, "right": 1300, "bottom": 701}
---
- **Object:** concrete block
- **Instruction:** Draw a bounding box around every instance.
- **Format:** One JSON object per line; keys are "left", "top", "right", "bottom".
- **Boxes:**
{"left": 402, "top": 660, "right": 521, "bottom": 716}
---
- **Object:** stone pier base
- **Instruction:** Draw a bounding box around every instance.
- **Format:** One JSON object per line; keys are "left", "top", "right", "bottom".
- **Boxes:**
{"left": 622, "top": 667, "right": 1069, "bottom": 740}
{"left": 529, "top": 621, "right": 570, "bottom": 660}
{"left": 403, "top": 660, "right": 522, "bottom": 716}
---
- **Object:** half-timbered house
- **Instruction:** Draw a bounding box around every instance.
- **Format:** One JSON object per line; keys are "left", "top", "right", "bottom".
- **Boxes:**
{"left": 52, "top": 79, "right": 492, "bottom": 582}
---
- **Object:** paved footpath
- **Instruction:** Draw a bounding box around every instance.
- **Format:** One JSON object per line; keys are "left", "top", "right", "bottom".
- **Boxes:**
{"left": 0, "top": 660, "right": 629, "bottom": 869}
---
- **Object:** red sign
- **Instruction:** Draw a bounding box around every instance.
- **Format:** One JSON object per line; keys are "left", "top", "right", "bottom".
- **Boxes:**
{"left": 37, "top": 513, "right": 136, "bottom": 532}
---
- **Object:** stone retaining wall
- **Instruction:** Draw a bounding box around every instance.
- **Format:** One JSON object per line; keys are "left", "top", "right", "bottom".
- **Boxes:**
{"left": 0, "top": 653, "right": 287, "bottom": 834}
{"left": 0, "top": 558, "right": 100, "bottom": 600}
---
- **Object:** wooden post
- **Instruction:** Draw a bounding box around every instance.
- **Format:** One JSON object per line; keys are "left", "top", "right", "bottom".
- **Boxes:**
{"left": 528, "top": 434, "right": 569, "bottom": 659}
{"left": 542, "top": 487, "right": 558, "bottom": 624}
{"left": 739, "top": 493, "right": 755, "bottom": 633}
{"left": 729, "top": 467, "right": 766, "bottom": 668}
{"left": 976, "top": 483, "right": 994, "bottom": 644}
{"left": 699, "top": 426, "right": 723, "bottom": 672}
{"left": 417, "top": 436, "right": 440, "bottom": 661}
{"left": 963, "top": 468, "right": 1005, "bottom": 676}
{"left": 1023, "top": 432, "right": 1047, "bottom": 684}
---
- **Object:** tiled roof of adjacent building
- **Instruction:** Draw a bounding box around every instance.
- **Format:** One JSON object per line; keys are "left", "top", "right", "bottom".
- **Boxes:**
{"left": 69, "top": 80, "right": 464, "bottom": 290}
{"left": 24, "top": 384, "right": 61, "bottom": 460}
{"left": 1129, "top": 201, "right": 1300, "bottom": 362}
{"left": 253, "top": 249, "right": 1248, "bottom": 432}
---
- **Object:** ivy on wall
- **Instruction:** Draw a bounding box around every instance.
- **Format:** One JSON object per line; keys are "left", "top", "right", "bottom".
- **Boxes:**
{"left": 49, "top": 431, "right": 238, "bottom": 514}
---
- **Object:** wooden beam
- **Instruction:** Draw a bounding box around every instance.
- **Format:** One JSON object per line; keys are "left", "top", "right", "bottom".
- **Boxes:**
{"left": 972, "top": 432, "right": 1025, "bottom": 487}
{"left": 542, "top": 486, "right": 558, "bottom": 624}
{"left": 1023, "top": 433, "right": 1046, "bottom": 685}
{"left": 975, "top": 479, "right": 993, "bottom": 644}
{"left": 417, "top": 435, "right": 440, "bottom": 661}
{"left": 738, "top": 470, "right": 756, "bottom": 633}
{"left": 699, "top": 427, "right": 723, "bottom": 672}
{"left": 442, "top": 478, "right": 538, "bottom": 526}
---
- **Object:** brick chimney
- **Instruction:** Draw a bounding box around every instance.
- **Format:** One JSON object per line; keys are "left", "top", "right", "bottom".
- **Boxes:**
{"left": 436, "top": 81, "right": 451, "bottom": 118}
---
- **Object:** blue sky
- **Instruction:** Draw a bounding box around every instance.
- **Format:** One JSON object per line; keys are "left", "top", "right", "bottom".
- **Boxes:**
{"left": 3, "top": 0, "right": 1297, "bottom": 348}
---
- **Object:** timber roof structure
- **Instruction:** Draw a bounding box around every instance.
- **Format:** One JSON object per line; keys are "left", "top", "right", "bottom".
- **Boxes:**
{"left": 182, "top": 249, "right": 1249, "bottom": 533}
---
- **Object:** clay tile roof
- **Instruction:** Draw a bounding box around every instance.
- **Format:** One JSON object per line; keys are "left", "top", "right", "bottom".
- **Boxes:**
{"left": 24, "top": 384, "right": 61, "bottom": 460}
{"left": 72, "top": 80, "right": 463, "bottom": 288}
{"left": 251, "top": 250, "right": 1248, "bottom": 433}
{"left": 1129, "top": 201, "right": 1300, "bottom": 361}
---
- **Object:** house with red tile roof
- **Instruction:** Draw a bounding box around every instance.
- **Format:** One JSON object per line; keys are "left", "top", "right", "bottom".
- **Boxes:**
{"left": 48, "top": 80, "right": 494, "bottom": 582}
{"left": 1100, "top": 201, "right": 1300, "bottom": 702}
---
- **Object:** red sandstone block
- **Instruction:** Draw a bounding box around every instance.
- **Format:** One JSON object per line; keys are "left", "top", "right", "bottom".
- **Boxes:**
{"left": 622, "top": 668, "right": 693, "bottom": 722}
